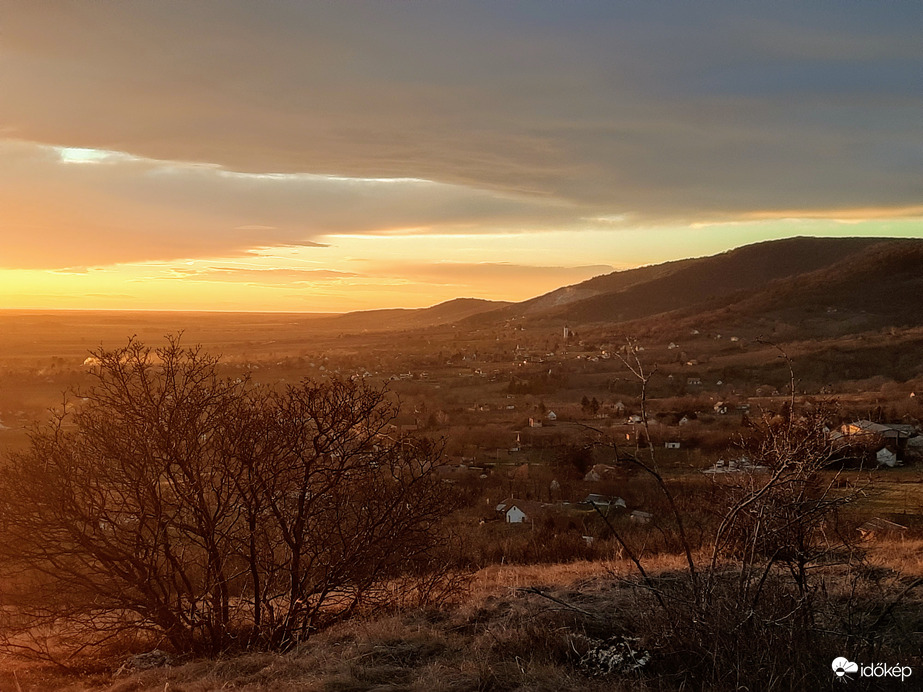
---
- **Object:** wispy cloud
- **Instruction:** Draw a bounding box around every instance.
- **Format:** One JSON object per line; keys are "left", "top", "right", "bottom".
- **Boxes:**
{"left": 173, "top": 267, "right": 358, "bottom": 284}
{"left": 355, "top": 260, "right": 613, "bottom": 293}
{"left": 0, "top": 140, "right": 573, "bottom": 270}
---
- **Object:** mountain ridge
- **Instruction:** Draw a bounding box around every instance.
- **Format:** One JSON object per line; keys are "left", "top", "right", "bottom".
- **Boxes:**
{"left": 312, "top": 236, "right": 923, "bottom": 337}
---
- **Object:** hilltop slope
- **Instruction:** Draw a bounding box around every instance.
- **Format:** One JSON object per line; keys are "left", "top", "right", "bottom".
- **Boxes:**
{"left": 506, "top": 236, "right": 899, "bottom": 325}
{"left": 316, "top": 297, "right": 512, "bottom": 332}
{"left": 296, "top": 237, "right": 923, "bottom": 336}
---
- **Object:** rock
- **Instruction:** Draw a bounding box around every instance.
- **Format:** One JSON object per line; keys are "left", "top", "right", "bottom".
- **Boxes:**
{"left": 121, "top": 649, "right": 173, "bottom": 672}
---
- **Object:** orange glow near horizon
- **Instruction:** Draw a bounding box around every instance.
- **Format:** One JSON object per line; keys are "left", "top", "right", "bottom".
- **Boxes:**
{"left": 2, "top": 3, "right": 921, "bottom": 312}
{"left": 3, "top": 219, "right": 922, "bottom": 312}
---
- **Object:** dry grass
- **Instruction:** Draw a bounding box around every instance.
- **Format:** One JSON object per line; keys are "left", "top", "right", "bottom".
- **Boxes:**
{"left": 82, "top": 607, "right": 631, "bottom": 692}
{"left": 4, "top": 543, "right": 921, "bottom": 691}
{"left": 467, "top": 553, "right": 702, "bottom": 601}
{"left": 866, "top": 537, "right": 923, "bottom": 576}
{"left": 1, "top": 558, "right": 675, "bottom": 692}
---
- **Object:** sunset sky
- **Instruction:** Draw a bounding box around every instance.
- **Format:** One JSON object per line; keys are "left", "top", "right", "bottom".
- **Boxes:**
{"left": 1, "top": 1, "right": 920, "bottom": 312}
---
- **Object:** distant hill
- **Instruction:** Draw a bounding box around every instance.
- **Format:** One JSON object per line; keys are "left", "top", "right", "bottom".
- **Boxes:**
{"left": 467, "top": 236, "right": 923, "bottom": 336}
{"left": 693, "top": 239, "right": 923, "bottom": 331}
{"left": 309, "top": 237, "right": 923, "bottom": 338}
{"left": 316, "top": 297, "right": 512, "bottom": 332}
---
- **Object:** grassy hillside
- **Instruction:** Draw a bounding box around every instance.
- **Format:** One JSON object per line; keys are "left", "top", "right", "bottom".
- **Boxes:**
{"left": 467, "top": 237, "right": 919, "bottom": 331}
{"left": 531, "top": 236, "right": 902, "bottom": 324}
{"left": 10, "top": 545, "right": 920, "bottom": 691}
{"left": 318, "top": 298, "right": 512, "bottom": 332}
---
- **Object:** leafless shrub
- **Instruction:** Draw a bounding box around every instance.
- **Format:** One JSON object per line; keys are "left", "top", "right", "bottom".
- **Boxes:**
{"left": 0, "top": 336, "right": 463, "bottom": 660}
{"left": 564, "top": 341, "right": 921, "bottom": 688}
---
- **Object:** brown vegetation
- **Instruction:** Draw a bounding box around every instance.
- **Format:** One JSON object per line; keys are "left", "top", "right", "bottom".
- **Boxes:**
{"left": 0, "top": 337, "right": 461, "bottom": 661}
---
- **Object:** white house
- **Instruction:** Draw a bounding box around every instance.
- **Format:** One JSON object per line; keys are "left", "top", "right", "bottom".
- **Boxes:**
{"left": 496, "top": 499, "right": 544, "bottom": 524}
{"left": 583, "top": 494, "right": 626, "bottom": 510}
{"left": 664, "top": 441, "right": 681, "bottom": 449}
{"left": 546, "top": 411, "right": 557, "bottom": 421}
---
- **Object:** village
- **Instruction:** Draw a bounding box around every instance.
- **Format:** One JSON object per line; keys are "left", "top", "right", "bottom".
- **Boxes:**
{"left": 0, "top": 312, "right": 921, "bottom": 564}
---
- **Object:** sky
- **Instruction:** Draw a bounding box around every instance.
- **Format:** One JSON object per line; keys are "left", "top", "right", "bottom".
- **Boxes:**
{"left": 1, "top": 1, "right": 920, "bottom": 312}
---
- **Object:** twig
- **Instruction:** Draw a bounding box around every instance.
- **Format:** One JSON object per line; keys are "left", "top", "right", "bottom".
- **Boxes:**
{"left": 517, "top": 587, "right": 600, "bottom": 620}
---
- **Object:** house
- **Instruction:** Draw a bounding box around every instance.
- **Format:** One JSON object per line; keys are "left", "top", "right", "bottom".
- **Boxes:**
{"left": 496, "top": 499, "right": 545, "bottom": 524}
{"left": 664, "top": 441, "right": 681, "bottom": 449}
{"left": 840, "top": 420, "right": 915, "bottom": 442}
{"left": 713, "top": 402, "right": 728, "bottom": 415}
{"left": 529, "top": 417, "right": 543, "bottom": 428}
{"left": 582, "top": 494, "right": 626, "bottom": 510}
{"left": 839, "top": 420, "right": 917, "bottom": 463}
{"left": 678, "top": 415, "right": 691, "bottom": 426}
{"left": 687, "top": 377, "right": 702, "bottom": 386}
{"left": 546, "top": 411, "right": 557, "bottom": 421}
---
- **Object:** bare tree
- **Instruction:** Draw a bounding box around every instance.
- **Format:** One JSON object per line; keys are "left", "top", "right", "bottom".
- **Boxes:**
{"left": 0, "top": 337, "right": 459, "bottom": 659}
{"left": 222, "top": 378, "right": 455, "bottom": 650}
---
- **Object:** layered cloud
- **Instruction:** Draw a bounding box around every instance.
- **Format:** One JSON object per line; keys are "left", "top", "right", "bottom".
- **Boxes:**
{"left": 0, "top": 140, "right": 578, "bottom": 269}
{"left": 353, "top": 261, "right": 613, "bottom": 292}
{"left": 165, "top": 259, "right": 611, "bottom": 298}
{"left": 1, "top": 4, "right": 920, "bottom": 258}
{"left": 0, "top": 1, "right": 919, "bottom": 288}
{"left": 170, "top": 267, "right": 360, "bottom": 284}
